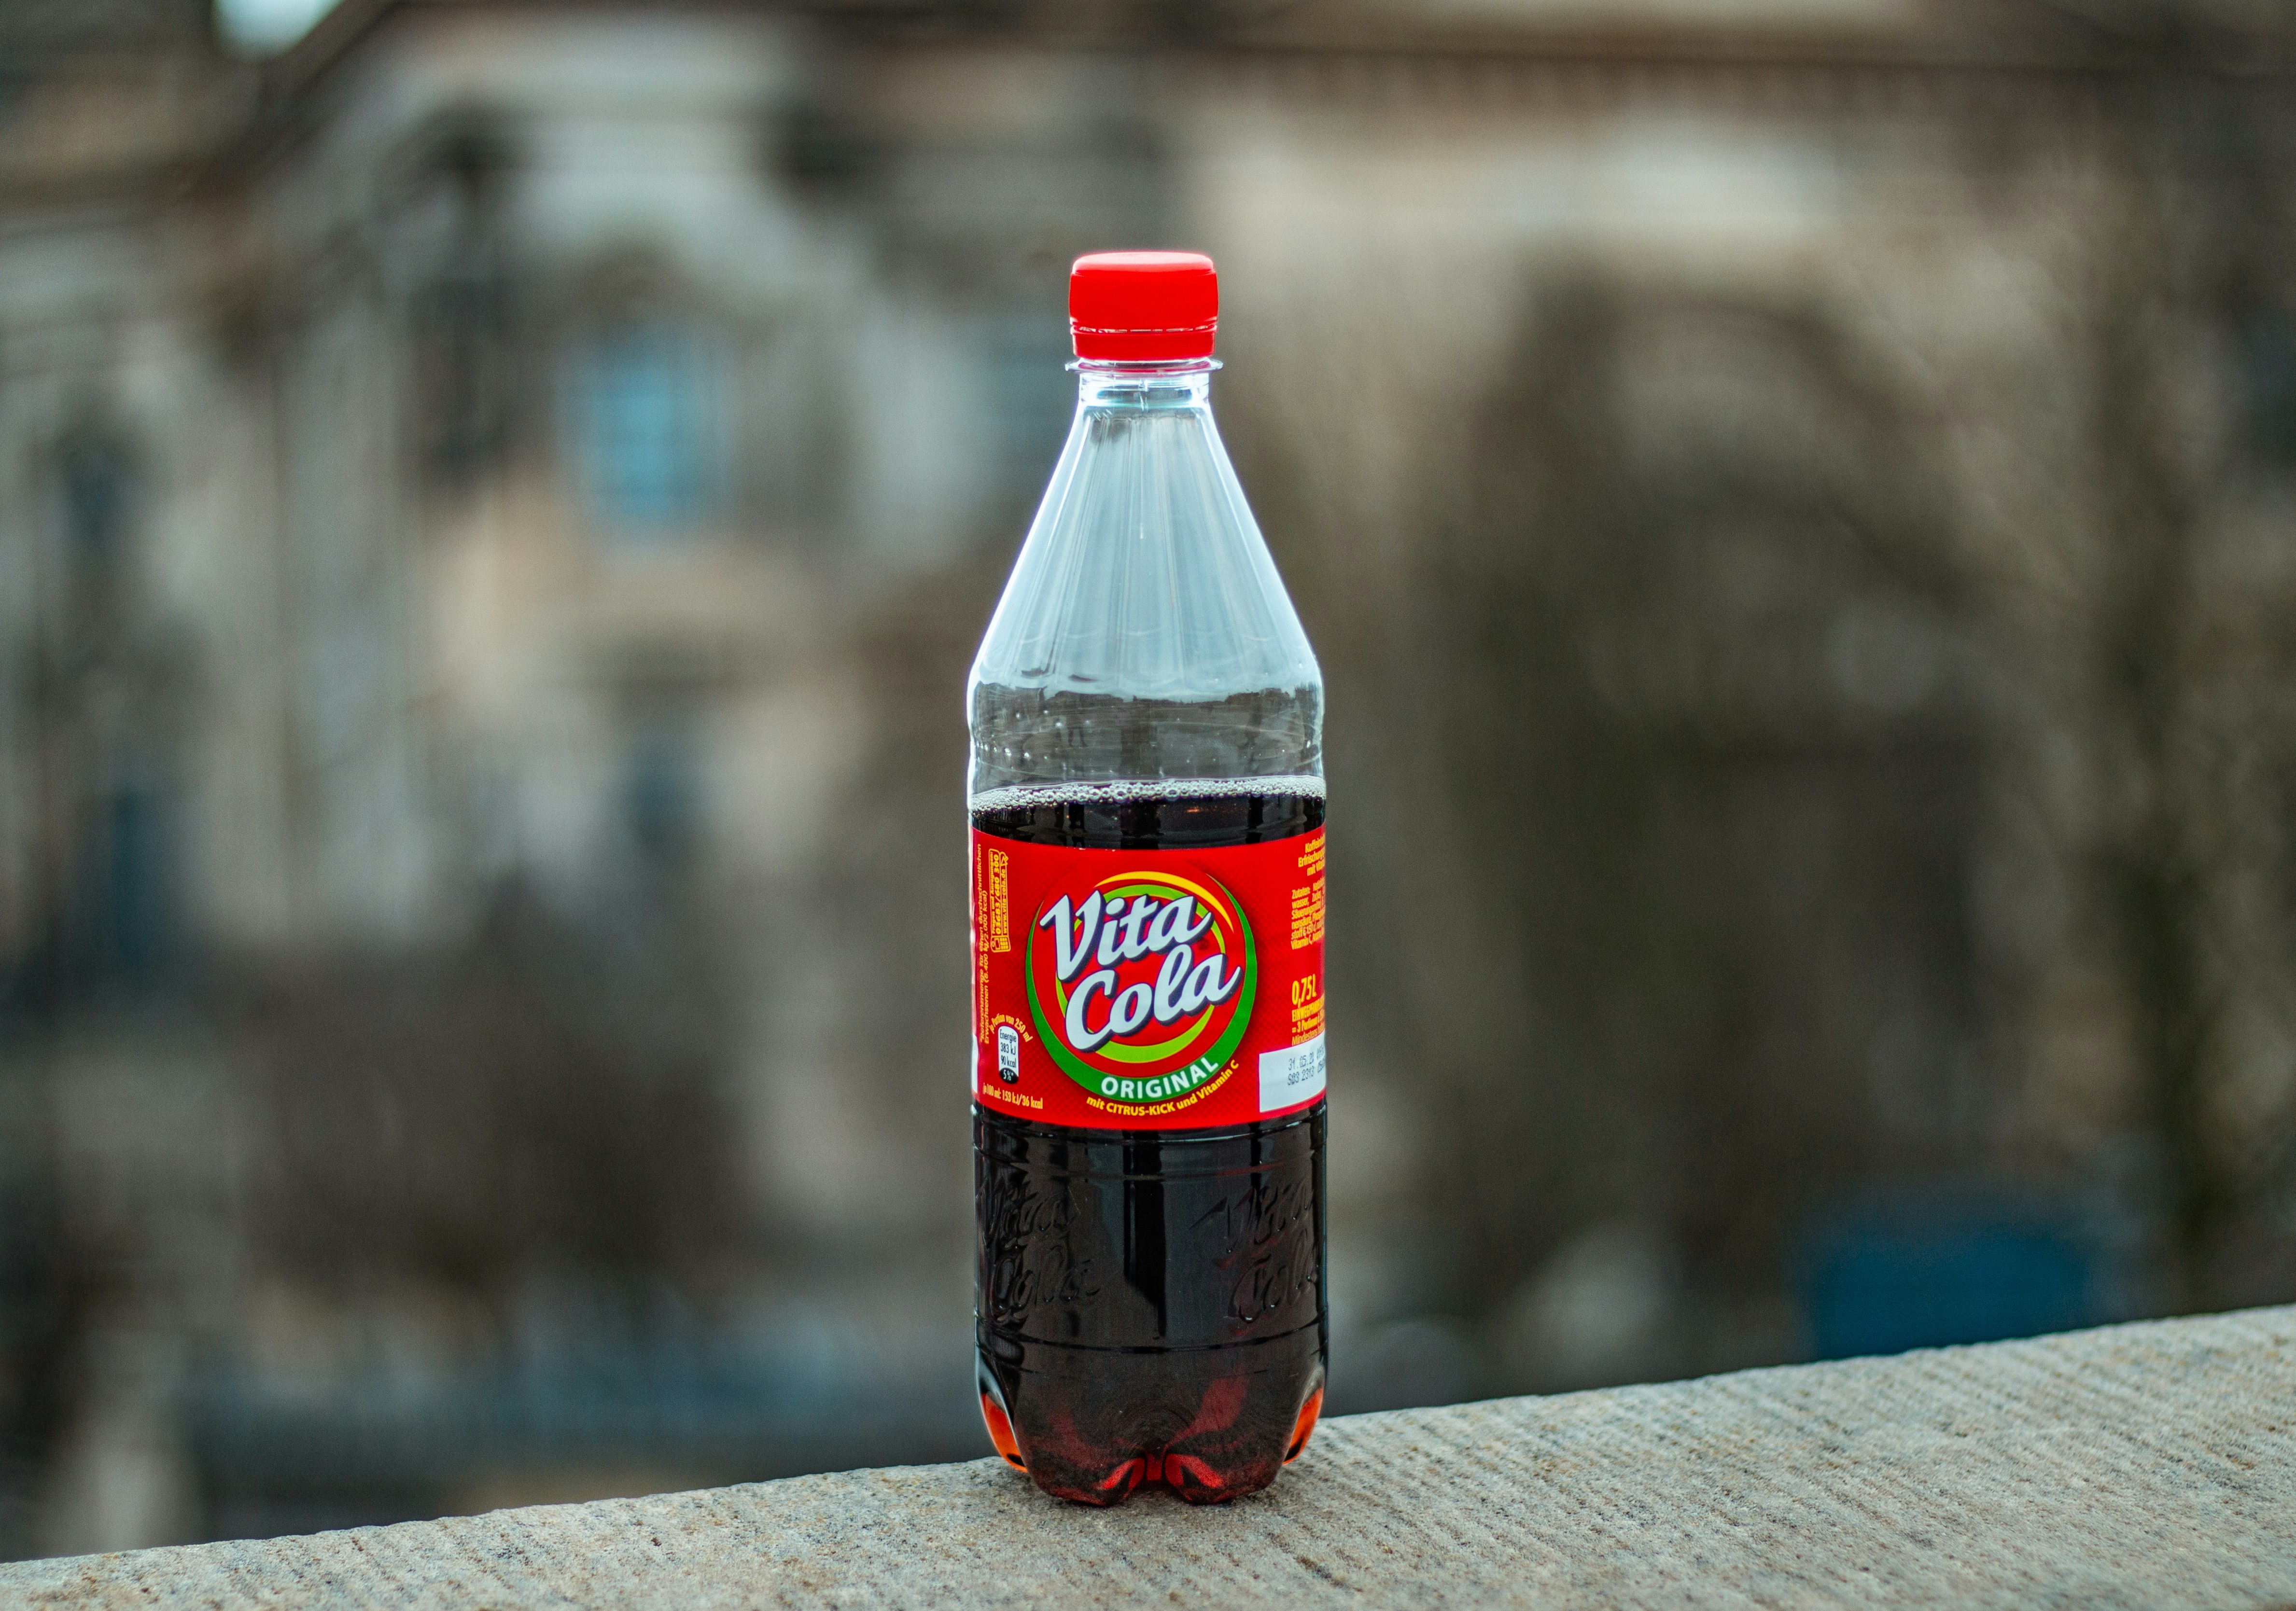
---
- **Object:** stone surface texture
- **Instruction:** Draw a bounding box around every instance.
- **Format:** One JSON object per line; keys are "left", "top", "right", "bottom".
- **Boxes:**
{"left": 4, "top": 1307, "right": 2293, "bottom": 1609}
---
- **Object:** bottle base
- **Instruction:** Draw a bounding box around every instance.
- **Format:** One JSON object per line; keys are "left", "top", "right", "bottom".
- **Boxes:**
{"left": 977, "top": 1330, "right": 1326, "bottom": 1506}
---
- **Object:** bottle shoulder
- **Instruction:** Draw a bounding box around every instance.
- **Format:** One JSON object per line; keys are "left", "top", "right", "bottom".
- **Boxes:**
{"left": 970, "top": 396, "right": 1318, "bottom": 705}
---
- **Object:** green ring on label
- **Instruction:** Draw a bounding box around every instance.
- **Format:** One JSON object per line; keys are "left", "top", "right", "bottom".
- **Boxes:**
{"left": 1096, "top": 1003, "right": 1216, "bottom": 1063}
{"left": 1027, "top": 875, "right": 1258, "bottom": 1104}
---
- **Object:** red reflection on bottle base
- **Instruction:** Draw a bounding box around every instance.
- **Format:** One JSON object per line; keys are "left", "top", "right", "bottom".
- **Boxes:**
{"left": 1284, "top": 1386, "right": 1324, "bottom": 1463}
{"left": 979, "top": 1390, "right": 1027, "bottom": 1472}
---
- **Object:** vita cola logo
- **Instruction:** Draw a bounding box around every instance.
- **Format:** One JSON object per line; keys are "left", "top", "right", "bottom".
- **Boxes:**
{"left": 1026, "top": 867, "right": 1258, "bottom": 1105}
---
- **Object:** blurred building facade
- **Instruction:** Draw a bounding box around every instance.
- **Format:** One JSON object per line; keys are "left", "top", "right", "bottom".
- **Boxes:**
{"left": 3, "top": 0, "right": 2294, "bottom": 1558}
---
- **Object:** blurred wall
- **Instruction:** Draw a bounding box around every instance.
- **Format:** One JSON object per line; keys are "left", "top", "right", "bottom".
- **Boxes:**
{"left": 2, "top": 0, "right": 2294, "bottom": 1557}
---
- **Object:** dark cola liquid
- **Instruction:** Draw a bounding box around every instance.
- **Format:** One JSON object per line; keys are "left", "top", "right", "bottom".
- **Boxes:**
{"left": 971, "top": 787, "right": 1327, "bottom": 1505}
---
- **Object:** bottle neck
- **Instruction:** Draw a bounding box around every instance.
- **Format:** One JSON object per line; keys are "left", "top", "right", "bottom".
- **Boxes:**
{"left": 1072, "top": 358, "right": 1218, "bottom": 411}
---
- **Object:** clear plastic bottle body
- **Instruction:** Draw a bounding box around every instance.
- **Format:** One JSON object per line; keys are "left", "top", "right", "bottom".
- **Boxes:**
{"left": 969, "top": 359, "right": 1328, "bottom": 1505}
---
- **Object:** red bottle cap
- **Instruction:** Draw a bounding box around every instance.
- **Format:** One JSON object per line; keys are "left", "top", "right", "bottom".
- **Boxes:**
{"left": 1069, "top": 250, "right": 1218, "bottom": 362}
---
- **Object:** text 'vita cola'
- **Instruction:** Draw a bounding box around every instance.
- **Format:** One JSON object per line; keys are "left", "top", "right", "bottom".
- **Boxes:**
{"left": 968, "top": 250, "right": 1329, "bottom": 1505}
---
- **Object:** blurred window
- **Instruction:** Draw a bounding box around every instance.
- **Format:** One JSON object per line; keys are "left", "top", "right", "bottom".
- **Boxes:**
{"left": 57, "top": 426, "right": 135, "bottom": 581}
{"left": 2239, "top": 301, "right": 2296, "bottom": 470}
{"left": 980, "top": 311, "right": 1074, "bottom": 492}
{"left": 621, "top": 713, "right": 701, "bottom": 874}
{"left": 413, "top": 269, "right": 512, "bottom": 490}
{"left": 98, "top": 778, "right": 172, "bottom": 990}
{"left": 67, "top": 772, "right": 174, "bottom": 998}
{"left": 567, "top": 321, "right": 728, "bottom": 536}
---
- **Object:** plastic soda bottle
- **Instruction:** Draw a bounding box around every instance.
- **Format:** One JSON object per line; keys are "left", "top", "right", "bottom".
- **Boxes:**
{"left": 968, "top": 251, "right": 1329, "bottom": 1504}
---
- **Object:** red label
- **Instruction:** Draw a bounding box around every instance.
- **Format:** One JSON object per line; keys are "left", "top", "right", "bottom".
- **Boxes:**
{"left": 971, "top": 828, "right": 1327, "bottom": 1131}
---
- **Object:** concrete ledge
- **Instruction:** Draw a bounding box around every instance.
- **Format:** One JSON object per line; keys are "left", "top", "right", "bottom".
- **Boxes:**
{"left": 5, "top": 1307, "right": 2293, "bottom": 1609}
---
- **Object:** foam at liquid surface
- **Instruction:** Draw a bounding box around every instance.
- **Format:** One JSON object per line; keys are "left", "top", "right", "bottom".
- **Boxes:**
{"left": 968, "top": 775, "right": 1325, "bottom": 813}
